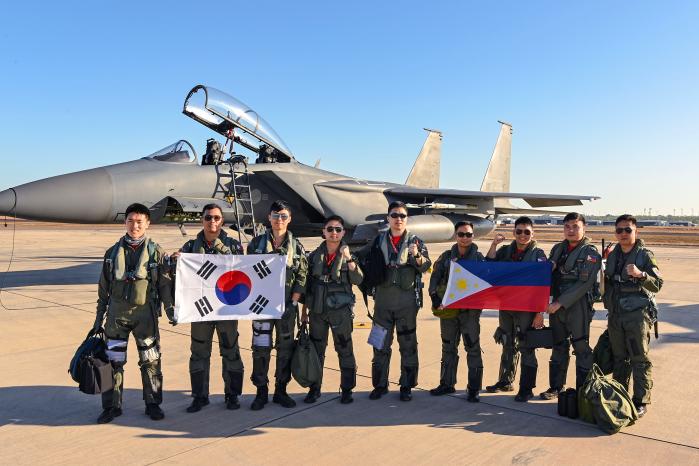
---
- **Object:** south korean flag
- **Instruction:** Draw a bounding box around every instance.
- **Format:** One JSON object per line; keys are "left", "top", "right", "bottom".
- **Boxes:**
{"left": 174, "top": 253, "right": 286, "bottom": 323}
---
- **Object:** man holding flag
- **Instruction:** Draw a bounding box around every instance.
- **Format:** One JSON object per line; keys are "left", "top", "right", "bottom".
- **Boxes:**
{"left": 540, "top": 212, "right": 601, "bottom": 400}
{"left": 484, "top": 216, "right": 547, "bottom": 402}
{"left": 175, "top": 203, "right": 246, "bottom": 413}
{"left": 247, "top": 200, "right": 308, "bottom": 410}
{"left": 428, "top": 221, "right": 485, "bottom": 402}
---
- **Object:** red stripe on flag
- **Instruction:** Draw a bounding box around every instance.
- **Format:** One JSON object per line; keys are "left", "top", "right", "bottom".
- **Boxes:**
{"left": 446, "top": 286, "right": 549, "bottom": 312}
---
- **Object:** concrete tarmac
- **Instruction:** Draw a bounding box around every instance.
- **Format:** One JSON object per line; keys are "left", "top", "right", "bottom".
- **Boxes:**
{"left": 1, "top": 224, "right": 698, "bottom": 465}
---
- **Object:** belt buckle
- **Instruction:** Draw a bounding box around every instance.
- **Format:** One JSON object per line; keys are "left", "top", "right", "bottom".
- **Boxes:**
{"left": 320, "top": 275, "right": 330, "bottom": 283}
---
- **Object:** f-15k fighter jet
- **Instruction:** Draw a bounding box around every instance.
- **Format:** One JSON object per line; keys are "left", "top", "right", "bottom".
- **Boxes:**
{"left": 0, "top": 85, "right": 597, "bottom": 243}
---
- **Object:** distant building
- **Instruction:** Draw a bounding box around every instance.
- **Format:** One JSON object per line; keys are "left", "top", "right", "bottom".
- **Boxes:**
{"left": 669, "top": 221, "right": 696, "bottom": 227}
{"left": 637, "top": 220, "right": 668, "bottom": 227}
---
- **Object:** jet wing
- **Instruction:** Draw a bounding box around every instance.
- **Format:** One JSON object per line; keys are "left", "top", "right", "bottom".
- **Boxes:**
{"left": 386, "top": 187, "right": 599, "bottom": 207}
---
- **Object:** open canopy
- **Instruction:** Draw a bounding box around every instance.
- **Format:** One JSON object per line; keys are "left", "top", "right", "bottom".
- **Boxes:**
{"left": 183, "top": 85, "right": 293, "bottom": 161}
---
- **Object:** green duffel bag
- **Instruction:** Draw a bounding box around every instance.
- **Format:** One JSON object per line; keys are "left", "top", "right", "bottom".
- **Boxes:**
{"left": 592, "top": 329, "right": 614, "bottom": 375}
{"left": 291, "top": 322, "right": 323, "bottom": 388}
{"left": 579, "top": 364, "right": 638, "bottom": 434}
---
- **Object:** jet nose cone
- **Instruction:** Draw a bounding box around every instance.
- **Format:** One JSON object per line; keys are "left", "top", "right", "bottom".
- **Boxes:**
{"left": 0, "top": 188, "right": 17, "bottom": 216}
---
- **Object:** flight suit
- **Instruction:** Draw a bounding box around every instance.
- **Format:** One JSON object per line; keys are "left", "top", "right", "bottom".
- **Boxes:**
{"left": 603, "top": 239, "right": 662, "bottom": 406}
{"left": 548, "top": 237, "right": 601, "bottom": 391}
{"left": 247, "top": 230, "right": 307, "bottom": 388}
{"left": 181, "top": 230, "right": 245, "bottom": 404}
{"left": 428, "top": 243, "right": 484, "bottom": 392}
{"left": 305, "top": 241, "right": 363, "bottom": 392}
{"left": 93, "top": 236, "right": 174, "bottom": 411}
{"left": 367, "top": 230, "right": 431, "bottom": 391}
{"left": 488, "top": 241, "right": 547, "bottom": 392}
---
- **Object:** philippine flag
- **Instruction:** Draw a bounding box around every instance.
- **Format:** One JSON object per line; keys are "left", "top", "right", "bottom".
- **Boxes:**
{"left": 441, "top": 260, "right": 552, "bottom": 312}
{"left": 174, "top": 253, "right": 286, "bottom": 323}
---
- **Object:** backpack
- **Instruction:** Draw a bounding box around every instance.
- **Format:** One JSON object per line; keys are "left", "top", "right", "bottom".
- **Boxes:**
{"left": 68, "top": 329, "right": 114, "bottom": 395}
{"left": 592, "top": 329, "right": 614, "bottom": 375}
{"left": 578, "top": 364, "right": 638, "bottom": 434}
{"left": 357, "top": 236, "right": 387, "bottom": 292}
{"left": 291, "top": 322, "right": 322, "bottom": 388}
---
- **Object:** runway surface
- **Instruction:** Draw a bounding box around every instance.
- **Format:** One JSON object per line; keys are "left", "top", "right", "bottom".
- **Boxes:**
{"left": 1, "top": 223, "right": 698, "bottom": 465}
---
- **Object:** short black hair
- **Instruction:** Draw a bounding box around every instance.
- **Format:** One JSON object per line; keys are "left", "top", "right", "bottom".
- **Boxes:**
{"left": 324, "top": 215, "right": 345, "bottom": 227}
{"left": 454, "top": 221, "right": 474, "bottom": 231}
{"left": 270, "top": 200, "right": 291, "bottom": 214}
{"left": 201, "top": 203, "right": 223, "bottom": 215}
{"left": 125, "top": 203, "right": 150, "bottom": 220}
{"left": 563, "top": 212, "right": 586, "bottom": 225}
{"left": 615, "top": 214, "right": 637, "bottom": 226}
{"left": 387, "top": 201, "right": 408, "bottom": 214}
{"left": 514, "top": 216, "right": 533, "bottom": 228}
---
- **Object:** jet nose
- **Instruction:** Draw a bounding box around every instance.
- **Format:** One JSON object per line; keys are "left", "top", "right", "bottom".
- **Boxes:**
{"left": 0, "top": 188, "right": 17, "bottom": 215}
{"left": 1, "top": 167, "right": 115, "bottom": 222}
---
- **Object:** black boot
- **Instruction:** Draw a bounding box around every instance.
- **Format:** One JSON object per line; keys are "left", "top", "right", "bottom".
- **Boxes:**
{"left": 340, "top": 389, "right": 354, "bottom": 404}
{"left": 96, "top": 407, "right": 122, "bottom": 424}
{"left": 226, "top": 371, "right": 243, "bottom": 410}
{"left": 466, "top": 367, "right": 483, "bottom": 403}
{"left": 399, "top": 387, "right": 412, "bottom": 402}
{"left": 145, "top": 403, "right": 164, "bottom": 420}
{"left": 540, "top": 361, "right": 564, "bottom": 400}
{"left": 485, "top": 381, "right": 514, "bottom": 393}
{"left": 370, "top": 363, "right": 388, "bottom": 400}
{"left": 575, "top": 366, "right": 590, "bottom": 391}
{"left": 430, "top": 384, "right": 456, "bottom": 396}
{"left": 187, "top": 397, "right": 210, "bottom": 413}
{"left": 304, "top": 386, "right": 321, "bottom": 404}
{"left": 514, "top": 365, "right": 537, "bottom": 402}
{"left": 250, "top": 385, "right": 268, "bottom": 411}
{"left": 273, "top": 382, "right": 296, "bottom": 408}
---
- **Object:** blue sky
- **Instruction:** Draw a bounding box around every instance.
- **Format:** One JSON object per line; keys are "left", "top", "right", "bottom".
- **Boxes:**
{"left": 1, "top": 1, "right": 697, "bottom": 215}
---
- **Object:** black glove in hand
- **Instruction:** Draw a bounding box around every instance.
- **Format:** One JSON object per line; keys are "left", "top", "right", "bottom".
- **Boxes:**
{"left": 430, "top": 294, "right": 441, "bottom": 309}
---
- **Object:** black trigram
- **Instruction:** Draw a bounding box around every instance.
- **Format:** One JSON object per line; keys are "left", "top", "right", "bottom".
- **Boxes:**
{"left": 253, "top": 260, "right": 272, "bottom": 279}
{"left": 194, "top": 296, "right": 214, "bottom": 317}
{"left": 197, "top": 260, "right": 218, "bottom": 280}
{"left": 249, "top": 295, "right": 269, "bottom": 315}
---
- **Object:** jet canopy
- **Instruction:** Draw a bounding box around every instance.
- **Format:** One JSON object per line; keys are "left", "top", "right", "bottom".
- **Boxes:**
{"left": 143, "top": 140, "right": 197, "bottom": 163}
{"left": 183, "top": 85, "right": 293, "bottom": 163}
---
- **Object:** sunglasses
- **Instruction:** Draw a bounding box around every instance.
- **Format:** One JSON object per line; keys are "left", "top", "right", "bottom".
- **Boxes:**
{"left": 204, "top": 214, "right": 222, "bottom": 222}
{"left": 389, "top": 212, "right": 408, "bottom": 219}
{"left": 325, "top": 226, "right": 344, "bottom": 233}
{"left": 270, "top": 213, "right": 290, "bottom": 220}
{"left": 515, "top": 229, "right": 532, "bottom": 236}
{"left": 616, "top": 227, "right": 633, "bottom": 234}
{"left": 456, "top": 231, "right": 474, "bottom": 238}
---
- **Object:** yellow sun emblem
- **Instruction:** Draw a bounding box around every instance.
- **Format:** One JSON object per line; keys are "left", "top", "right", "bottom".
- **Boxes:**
{"left": 456, "top": 278, "right": 468, "bottom": 290}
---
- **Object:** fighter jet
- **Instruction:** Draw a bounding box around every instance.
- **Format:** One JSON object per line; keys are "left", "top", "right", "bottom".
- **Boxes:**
{"left": 0, "top": 85, "right": 598, "bottom": 243}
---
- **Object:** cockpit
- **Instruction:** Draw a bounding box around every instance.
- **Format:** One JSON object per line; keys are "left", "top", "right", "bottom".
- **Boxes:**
{"left": 143, "top": 140, "right": 198, "bottom": 163}
{"left": 182, "top": 85, "right": 294, "bottom": 165}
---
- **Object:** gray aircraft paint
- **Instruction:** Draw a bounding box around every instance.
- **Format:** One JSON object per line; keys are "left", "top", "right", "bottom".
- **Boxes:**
{"left": 0, "top": 85, "right": 599, "bottom": 244}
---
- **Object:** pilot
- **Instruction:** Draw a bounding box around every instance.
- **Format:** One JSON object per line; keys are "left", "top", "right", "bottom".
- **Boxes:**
{"left": 247, "top": 200, "right": 308, "bottom": 410}
{"left": 301, "top": 215, "right": 363, "bottom": 404}
{"left": 484, "top": 216, "right": 547, "bottom": 402}
{"left": 540, "top": 213, "right": 601, "bottom": 400}
{"left": 174, "top": 203, "right": 246, "bottom": 413}
{"left": 92, "top": 203, "right": 174, "bottom": 424}
{"left": 362, "top": 201, "right": 431, "bottom": 402}
{"left": 428, "top": 221, "right": 485, "bottom": 402}
{"left": 603, "top": 214, "right": 662, "bottom": 418}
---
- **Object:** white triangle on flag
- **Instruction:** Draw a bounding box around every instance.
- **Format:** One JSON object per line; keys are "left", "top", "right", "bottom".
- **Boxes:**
{"left": 441, "top": 261, "right": 492, "bottom": 307}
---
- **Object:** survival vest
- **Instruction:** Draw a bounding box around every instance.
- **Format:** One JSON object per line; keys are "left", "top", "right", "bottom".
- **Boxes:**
{"left": 549, "top": 237, "right": 601, "bottom": 300}
{"left": 182, "top": 230, "right": 243, "bottom": 255}
{"left": 105, "top": 237, "right": 160, "bottom": 308}
{"left": 496, "top": 240, "right": 545, "bottom": 263}
{"left": 306, "top": 241, "right": 357, "bottom": 314}
{"left": 603, "top": 239, "right": 656, "bottom": 313}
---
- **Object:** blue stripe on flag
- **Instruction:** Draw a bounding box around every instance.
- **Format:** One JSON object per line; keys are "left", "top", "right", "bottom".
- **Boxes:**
{"left": 455, "top": 260, "right": 552, "bottom": 287}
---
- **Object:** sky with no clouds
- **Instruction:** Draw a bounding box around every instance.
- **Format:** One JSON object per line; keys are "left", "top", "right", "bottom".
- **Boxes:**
{"left": 1, "top": 0, "right": 697, "bottom": 216}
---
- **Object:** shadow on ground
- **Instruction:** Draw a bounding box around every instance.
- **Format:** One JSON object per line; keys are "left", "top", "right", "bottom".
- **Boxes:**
{"left": 0, "top": 385, "right": 605, "bottom": 440}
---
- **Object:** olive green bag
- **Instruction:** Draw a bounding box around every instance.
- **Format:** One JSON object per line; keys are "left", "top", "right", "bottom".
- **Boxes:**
{"left": 291, "top": 322, "right": 322, "bottom": 388}
{"left": 578, "top": 364, "right": 638, "bottom": 434}
{"left": 592, "top": 329, "right": 614, "bottom": 375}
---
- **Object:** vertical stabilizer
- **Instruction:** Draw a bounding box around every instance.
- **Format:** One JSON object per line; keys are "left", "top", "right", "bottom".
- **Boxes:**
{"left": 480, "top": 121, "right": 512, "bottom": 192}
{"left": 405, "top": 128, "right": 442, "bottom": 188}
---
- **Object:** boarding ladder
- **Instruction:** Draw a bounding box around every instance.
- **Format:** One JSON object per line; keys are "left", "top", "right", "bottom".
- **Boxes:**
{"left": 213, "top": 155, "right": 259, "bottom": 244}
